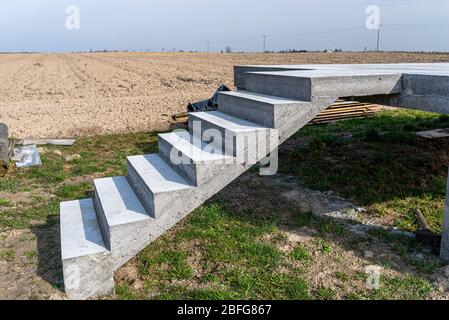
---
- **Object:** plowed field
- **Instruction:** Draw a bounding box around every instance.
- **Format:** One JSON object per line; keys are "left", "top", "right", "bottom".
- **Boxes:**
{"left": 1, "top": 51, "right": 449, "bottom": 138}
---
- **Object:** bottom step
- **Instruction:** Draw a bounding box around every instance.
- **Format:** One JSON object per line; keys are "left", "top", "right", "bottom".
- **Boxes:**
{"left": 60, "top": 199, "right": 108, "bottom": 260}
{"left": 60, "top": 199, "right": 113, "bottom": 299}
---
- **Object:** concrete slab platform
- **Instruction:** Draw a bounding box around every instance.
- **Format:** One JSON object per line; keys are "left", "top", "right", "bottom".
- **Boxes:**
{"left": 236, "top": 63, "right": 449, "bottom": 113}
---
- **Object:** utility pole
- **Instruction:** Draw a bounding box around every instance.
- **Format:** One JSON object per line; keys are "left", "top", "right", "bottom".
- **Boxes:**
{"left": 376, "top": 24, "right": 382, "bottom": 52}
{"left": 262, "top": 35, "right": 267, "bottom": 53}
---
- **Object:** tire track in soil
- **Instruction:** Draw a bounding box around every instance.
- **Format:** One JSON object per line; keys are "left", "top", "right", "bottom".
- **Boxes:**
{"left": 63, "top": 54, "right": 126, "bottom": 98}
{"left": 0, "top": 55, "right": 39, "bottom": 95}
{"left": 76, "top": 53, "right": 162, "bottom": 97}
{"left": 59, "top": 54, "right": 89, "bottom": 98}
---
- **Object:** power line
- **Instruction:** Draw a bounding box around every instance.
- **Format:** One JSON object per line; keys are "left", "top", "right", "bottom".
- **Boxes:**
{"left": 206, "top": 23, "right": 449, "bottom": 51}
{"left": 207, "top": 26, "right": 365, "bottom": 51}
{"left": 266, "top": 26, "right": 366, "bottom": 39}
{"left": 208, "top": 35, "right": 261, "bottom": 44}
{"left": 383, "top": 23, "right": 449, "bottom": 27}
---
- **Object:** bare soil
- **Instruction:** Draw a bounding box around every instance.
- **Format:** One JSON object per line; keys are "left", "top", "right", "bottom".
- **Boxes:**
{"left": 1, "top": 52, "right": 449, "bottom": 139}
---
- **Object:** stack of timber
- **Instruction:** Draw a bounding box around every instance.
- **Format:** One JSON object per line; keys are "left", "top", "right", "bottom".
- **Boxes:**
{"left": 171, "top": 101, "right": 383, "bottom": 125}
{"left": 310, "top": 100, "right": 383, "bottom": 124}
{"left": 171, "top": 111, "right": 189, "bottom": 123}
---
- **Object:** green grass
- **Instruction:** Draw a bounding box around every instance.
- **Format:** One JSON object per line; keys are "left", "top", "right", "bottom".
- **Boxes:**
{"left": 0, "top": 177, "right": 17, "bottom": 192}
{"left": 314, "top": 287, "right": 337, "bottom": 300}
{"left": 23, "top": 250, "right": 37, "bottom": 261}
{"left": 0, "top": 198, "right": 10, "bottom": 206}
{"left": 363, "top": 275, "right": 434, "bottom": 300}
{"left": 115, "top": 196, "right": 438, "bottom": 300}
{"left": 318, "top": 240, "right": 333, "bottom": 255}
{"left": 290, "top": 245, "right": 312, "bottom": 262}
{"left": 56, "top": 182, "right": 92, "bottom": 199}
{"left": 121, "top": 202, "right": 312, "bottom": 300}
{"left": 280, "top": 109, "right": 449, "bottom": 233}
{"left": 116, "top": 197, "right": 438, "bottom": 300}
{"left": 139, "top": 249, "right": 194, "bottom": 280}
{"left": 0, "top": 200, "right": 60, "bottom": 229}
{"left": 0, "top": 249, "right": 16, "bottom": 262}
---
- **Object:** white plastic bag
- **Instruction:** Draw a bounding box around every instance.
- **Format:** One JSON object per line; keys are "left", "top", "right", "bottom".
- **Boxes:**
{"left": 13, "top": 144, "right": 42, "bottom": 168}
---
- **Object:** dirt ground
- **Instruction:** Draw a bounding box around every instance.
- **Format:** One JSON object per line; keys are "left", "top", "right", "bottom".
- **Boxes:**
{"left": 1, "top": 51, "right": 449, "bottom": 139}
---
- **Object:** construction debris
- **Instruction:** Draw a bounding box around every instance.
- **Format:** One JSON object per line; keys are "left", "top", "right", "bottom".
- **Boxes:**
{"left": 172, "top": 111, "right": 189, "bottom": 123}
{"left": 65, "top": 154, "right": 81, "bottom": 162}
{"left": 0, "top": 123, "right": 8, "bottom": 170}
{"left": 13, "top": 144, "right": 42, "bottom": 168}
{"left": 17, "top": 138, "right": 77, "bottom": 146}
{"left": 310, "top": 100, "right": 382, "bottom": 124}
{"left": 414, "top": 208, "right": 441, "bottom": 248}
{"left": 415, "top": 128, "right": 449, "bottom": 139}
{"left": 187, "top": 85, "right": 231, "bottom": 112}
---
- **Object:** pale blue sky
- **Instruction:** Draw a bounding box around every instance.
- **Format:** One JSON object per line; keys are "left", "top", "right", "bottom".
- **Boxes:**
{"left": 0, "top": 0, "right": 448, "bottom": 52}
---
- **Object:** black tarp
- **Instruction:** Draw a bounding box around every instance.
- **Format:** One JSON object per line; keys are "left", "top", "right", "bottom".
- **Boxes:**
{"left": 187, "top": 85, "right": 231, "bottom": 112}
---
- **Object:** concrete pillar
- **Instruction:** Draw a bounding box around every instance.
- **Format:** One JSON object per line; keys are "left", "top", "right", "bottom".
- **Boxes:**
{"left": 441, "top": 170, "right": 449, "bottom": 261}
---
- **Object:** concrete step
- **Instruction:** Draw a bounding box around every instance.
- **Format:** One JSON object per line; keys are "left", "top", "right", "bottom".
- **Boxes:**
{"left": 218, "top": 91, "right": 309, "bottom": 128}
{"left": 60, "top": 199, "right": 113, "bottom": 299}
{"left": 93, "top": 177, "right": 152, "bottom": 261}
{"left": 127, "top": 154, "right": 194, "bottom": 219}
{"left": 243, "top": 70, "right": 402, "bottom": 101}
{"left": 158, "top": 130, "right": 234, "bottom": 186}
{"left": 188, "top": 111, "right": 276, "bottom": 161}
{"left": 234, "top": 65, "right": 306, "bottom": 90}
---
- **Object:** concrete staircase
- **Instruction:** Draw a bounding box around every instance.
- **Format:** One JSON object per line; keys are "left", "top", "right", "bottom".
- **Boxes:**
{"left": 59, "top": 65, "right": 407, "bottom": 299}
